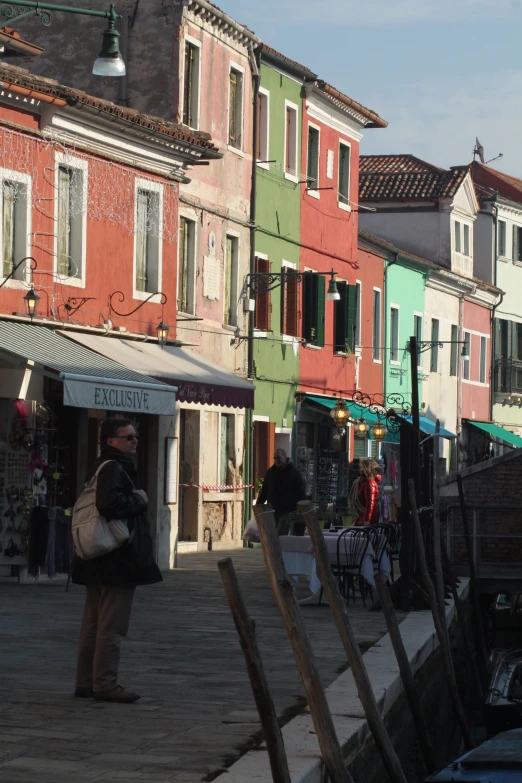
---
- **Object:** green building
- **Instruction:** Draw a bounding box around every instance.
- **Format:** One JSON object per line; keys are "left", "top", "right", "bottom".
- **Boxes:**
{"left": 249, "top": 47, "right": 317, "bottom": 492}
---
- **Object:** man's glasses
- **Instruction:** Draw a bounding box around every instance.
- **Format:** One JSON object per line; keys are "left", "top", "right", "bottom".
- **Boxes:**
{"left": 113, "top": 434, "right": 138, "bottom": 442}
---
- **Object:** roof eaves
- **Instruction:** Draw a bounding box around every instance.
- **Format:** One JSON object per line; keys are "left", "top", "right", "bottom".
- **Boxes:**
{"left": 187, "top": 0, "right": 260, "bottom": 44}
{"left": 259, "top": 44, "right": 317, "bottom": 80}
{"left": 315, "top": 81, "right": 387, "bottom": 128}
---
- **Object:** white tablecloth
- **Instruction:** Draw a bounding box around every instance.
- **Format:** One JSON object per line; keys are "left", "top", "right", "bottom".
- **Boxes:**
{"left": 280, "top": 528, "right": 391, "bottom": 605}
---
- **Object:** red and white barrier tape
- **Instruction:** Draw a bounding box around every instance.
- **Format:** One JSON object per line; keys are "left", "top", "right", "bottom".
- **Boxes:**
{"left": 179, "top": 483, "right": 253, "bottom": 492}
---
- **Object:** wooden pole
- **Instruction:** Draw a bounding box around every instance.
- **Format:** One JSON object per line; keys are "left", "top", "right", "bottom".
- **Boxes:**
{"left": 408, "top": 480, "right": 474, "bottom": 751}
{"left": 218, "top": 557, "right": 291, "bottom": 783}
{"left": 433, "top": 421, "right": 447, "bottom": 630}
{"left": 374, "top": 571, "right": 436, "bottom": 773}
{"left": 298, "top": 501, "right": 408, "bottom": 783}
{"left": 456, "top": 473, "right": 489, "bottom": 674}
{"left": 440, "top": 546, "right": 485, "bottom": 702}
{"left": 253, "top": 504, "right": 354, "bottom": 783}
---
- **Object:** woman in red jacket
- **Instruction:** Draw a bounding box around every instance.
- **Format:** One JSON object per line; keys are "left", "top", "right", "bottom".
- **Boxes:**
{"left": 352, "top": 458, "right": 380, "bottom": 526}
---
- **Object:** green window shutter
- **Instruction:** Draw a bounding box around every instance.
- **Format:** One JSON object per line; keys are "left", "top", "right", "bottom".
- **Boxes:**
{"left": 353, "top": 437, "right": 366, "bottom": 459}
{"left": 316, "top": 275, "right": 325, "bottom": 347}
{"left": 2, "top": 181, "right": 16, "bottom": 278}
{"left": 57, "top": 167, "right": 72, "bottom": 276}
{"left": 345, "top": 284, "right": 357, "bottom": 353}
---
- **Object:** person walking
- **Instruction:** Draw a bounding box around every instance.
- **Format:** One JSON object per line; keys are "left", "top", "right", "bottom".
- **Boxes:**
{"left": 350, "top": 457, "right": 380, "bottom": 526}
{"left": 256, "top": 448, "right": 306, "bottom": 534}
{"left": 72, "top": 418, "right": 162, "bottom": 703}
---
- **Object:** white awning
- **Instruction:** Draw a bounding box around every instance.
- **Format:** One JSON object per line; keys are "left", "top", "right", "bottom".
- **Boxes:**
{"left": 0, "top": 321, "right": 176, "bottom": 416}
{"left": 60, "top": 331, "right": 255, "bottom": 409}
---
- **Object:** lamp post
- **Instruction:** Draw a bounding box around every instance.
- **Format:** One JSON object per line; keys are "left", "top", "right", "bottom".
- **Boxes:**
{"left": 108, "top": 290, "right": 170, "bottom": 344}
{"left": 246, "top": 267, "right": 340, "bottom": 299}
{"left": 23, "top": 286, "right": 40, "bottom": 319}
{"left": 0, "top": 1, "right": 126, "bottom": 77}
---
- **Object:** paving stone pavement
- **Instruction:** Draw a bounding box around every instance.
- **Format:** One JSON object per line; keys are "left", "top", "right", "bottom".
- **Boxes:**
{"left": 0, "top": 549, "right": 402, "bottom": 782}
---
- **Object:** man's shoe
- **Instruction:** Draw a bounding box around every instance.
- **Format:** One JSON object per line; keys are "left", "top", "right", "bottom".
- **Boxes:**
{"left": 74, "top": 687, "right": 93, "bottom": 698}
{"left": 93, "top": 686, "right": 140, "bottom": 703}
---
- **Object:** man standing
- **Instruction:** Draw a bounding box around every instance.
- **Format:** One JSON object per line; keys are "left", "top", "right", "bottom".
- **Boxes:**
{"left": 72, "top": 418, "right": 162, "bottom": 703}
{"left": 256, "top": 448, "right": 306, "bottom": 534}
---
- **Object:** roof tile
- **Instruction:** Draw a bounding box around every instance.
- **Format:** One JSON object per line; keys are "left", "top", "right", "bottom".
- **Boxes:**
{"left": 359, "top": 155, "right": 470, "bottom": 201}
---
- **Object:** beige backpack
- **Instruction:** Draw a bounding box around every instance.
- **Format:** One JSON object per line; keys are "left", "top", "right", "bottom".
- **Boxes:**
{"left": 72, "top": 461, "right": 130, "bottom": 560}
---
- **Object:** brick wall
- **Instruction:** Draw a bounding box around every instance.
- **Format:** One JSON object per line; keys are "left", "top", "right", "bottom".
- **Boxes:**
{"left": 440, "top": 452, "right": 522, "bottom": 565}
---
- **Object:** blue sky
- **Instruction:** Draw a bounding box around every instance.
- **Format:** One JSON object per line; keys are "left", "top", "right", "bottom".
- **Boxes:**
{"left": 222, "top": 0, "right": 522, "bottom": 177}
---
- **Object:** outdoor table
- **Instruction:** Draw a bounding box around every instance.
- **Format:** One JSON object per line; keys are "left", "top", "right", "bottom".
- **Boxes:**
{"left": 280, "top": 528, "right": 391, "bottom": 606}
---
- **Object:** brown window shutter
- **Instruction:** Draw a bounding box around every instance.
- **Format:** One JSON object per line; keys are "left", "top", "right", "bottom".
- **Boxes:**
{"left": 255, "top": 257, "right": 271, "bottom": 331}
{"left": 283, "top": 268, "right": 299, "bottom": 337}
{"left": 256, "top": 93, "right": 262, "bottom": 160}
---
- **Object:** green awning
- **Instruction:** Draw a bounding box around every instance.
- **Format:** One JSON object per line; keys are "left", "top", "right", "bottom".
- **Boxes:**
{"left": 468, "top": 420, "right": 522, "bottom": 449}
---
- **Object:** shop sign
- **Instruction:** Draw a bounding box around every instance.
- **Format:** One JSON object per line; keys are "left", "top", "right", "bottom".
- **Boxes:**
{"left": 64, "top": 378, "right": 175, "bottom": 416}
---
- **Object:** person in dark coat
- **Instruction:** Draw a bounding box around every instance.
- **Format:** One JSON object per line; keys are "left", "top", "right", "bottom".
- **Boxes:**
{"left": 256, "top": 448, "right": 306, "bottom": 534}
{"left": 72, "top": 418, "right": 162, "bottom": 703}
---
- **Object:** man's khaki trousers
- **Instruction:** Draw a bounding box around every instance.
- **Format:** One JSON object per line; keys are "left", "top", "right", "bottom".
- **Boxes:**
{"left": 76, "top": 585, "right": 136, "bottom": 695}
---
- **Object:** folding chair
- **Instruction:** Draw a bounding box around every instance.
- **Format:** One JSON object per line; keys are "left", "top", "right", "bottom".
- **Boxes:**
{"left": 333, "top": 528, "right": 371, "bottom": 607}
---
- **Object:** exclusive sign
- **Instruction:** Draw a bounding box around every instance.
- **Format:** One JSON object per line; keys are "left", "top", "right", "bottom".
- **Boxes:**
{"left": 64, "top": 378, "right": 175, "bottom": 416}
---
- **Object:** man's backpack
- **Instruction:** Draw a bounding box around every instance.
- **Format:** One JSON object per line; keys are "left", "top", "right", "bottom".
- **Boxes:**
{"left": 71, "top": 461, "right": 130, "bottom": 560}
{"left": 348, "top": 477, "right": 365, "bottom": 517}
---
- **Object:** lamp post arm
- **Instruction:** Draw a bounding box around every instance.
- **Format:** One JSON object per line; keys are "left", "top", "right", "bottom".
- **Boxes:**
{"left": 0, "top": 256, "right": 37, "bottom": 288}
{"left": 0, "top": 0, "right": 120, "bottom": 20}
{"left": 108, "top": 290, "right": 167, "bottom": 318}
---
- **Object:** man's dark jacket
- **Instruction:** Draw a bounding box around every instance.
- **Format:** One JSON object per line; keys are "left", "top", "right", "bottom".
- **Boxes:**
{"left": 71, "top": 447, "right": 162, "bottom": 587}
{"left": 256, "top": 460, "right": 306, "bottom": 517}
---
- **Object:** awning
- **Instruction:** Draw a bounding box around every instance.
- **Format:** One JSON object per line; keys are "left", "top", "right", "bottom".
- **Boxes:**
{"left": 0, "top": 321, "right": 176, "bottom": 416}
{"left": 398, "top": 415, "right": 455, "bottom": 439}
{"left": 60, "top": 332, "right": 255, "bottom": 410}
{"left": 467, "top": 420, "right": 522, "bottom": 449}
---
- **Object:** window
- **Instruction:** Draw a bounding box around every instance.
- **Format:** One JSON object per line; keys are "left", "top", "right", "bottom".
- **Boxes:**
{"left": 229, "top": 67, "right": 243, "bottom": 149}
{"left": 220, "top": 413, "right": 235, "bottom": 486}
{"left": 281, "top": 264, "right": 300, "bottom": 338}
{"left": 373, "top": 289, "right": 381, "bottom": 361}
{"left": 463, "top": 224, "right": 470, "bottom": 256}
{"left": 1, "top": 175, "right": 29, "bottom": 281}
{"left": 284, "top": 102, "right": 298, "bottom": 178}
{"left": 430, "top": 319, "right": 440, "bottom": 372}
{"left": 178, "top": 216, "right": 196, "bottom": 314}
{"left": 303, "top": 272, "right": 325, "bottom": 347}
{"left": 338, "top": 142, "right": 350, "bottom": 207}
{"left": 498, "top": 220, "right": 507, "bottom": 257}
{"left": 390, "top": 306, "right": 400, "bottom": 362}
{"left": 56, "top": 161, "right": 86, "bottom": 281}
{"left": 480, "top": 335, "right": 487, "bottom": 384}
{"left": 516, "top": 323, "right": 522, "bottom": 361}
{"left": 414, "top": 314, "right": 423, "bottom": 365}
{"left": 333, "top": 282, "right": 357, "bottom": 353}
{"left": 135, "top": 185, "right": 161, "bottom": 294}
{"left": 307, "top": 125, "right": 320, "bottom": 191}
{"left": 455, "top": 221, "right": 461, "bottom": 253}
{"left": 354, "top": 281, "right": 361, "bottom": 347}
{"left": 257, "top": 89, "right": 269, "bottom": 163}
{"left": 450, "top": 324, "right": 459, "bottom": 377}
{"left": 254, "top": 256, "right": 271, "bottom": 332}
{"left": 463, "top": 331, "right": 471, "bottom": 380}
{"left": 513, "top": 225, "right": 522, "bottom": 264}
{"left": 183, "top": 40, "right": 200, "bottom": 129}
{"left": 224, "top": 235, "right": 239, "bottom": 326}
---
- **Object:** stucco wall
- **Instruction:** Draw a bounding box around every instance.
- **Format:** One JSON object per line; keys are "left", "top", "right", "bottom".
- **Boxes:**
{"left": 462, "top": 299, "right": 491, "bottom": 422}
{"left": 359, "top": 209, "right": 445, "bottom": 267}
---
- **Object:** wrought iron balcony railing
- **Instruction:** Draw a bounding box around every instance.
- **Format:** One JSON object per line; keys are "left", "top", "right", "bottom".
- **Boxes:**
{"left": 494, "top": 358, "right": 522, "bottom": 394}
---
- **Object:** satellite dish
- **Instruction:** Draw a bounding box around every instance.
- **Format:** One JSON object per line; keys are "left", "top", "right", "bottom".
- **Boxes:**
{"left": 474, "top": 137, "right": 485, "bottom": 164}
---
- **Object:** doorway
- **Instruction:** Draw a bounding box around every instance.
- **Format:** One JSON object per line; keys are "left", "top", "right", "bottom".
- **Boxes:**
{"left": 178, "top": 408, "right": 200, "bottom": 542}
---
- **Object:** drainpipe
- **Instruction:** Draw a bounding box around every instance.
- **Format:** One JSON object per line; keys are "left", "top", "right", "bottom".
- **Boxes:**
{"left": 383, "top": 249, "right": 399, "bottom": 398}
{"left": 457, "top": 294, "right": 465, "bottom": 463}
{"left": 244, "top": 44, "right": 260, "bottom": 529}
{"left": 490, "top": 201, "right": 504, "bottom": 422}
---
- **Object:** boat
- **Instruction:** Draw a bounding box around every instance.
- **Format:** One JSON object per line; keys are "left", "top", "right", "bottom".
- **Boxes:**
{"left": 425, "top": 728, "right": 522, "bottom": 781}
{"left": 485, "top": 649, "right": 522, "bottom": 737}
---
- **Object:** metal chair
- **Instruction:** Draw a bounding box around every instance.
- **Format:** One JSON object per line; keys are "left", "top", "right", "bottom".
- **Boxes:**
{"left": 387, "top": 523, "right": 402, "bottom": 583}
{"left": 333, "top": 528, "right": 371, "bottom": 607}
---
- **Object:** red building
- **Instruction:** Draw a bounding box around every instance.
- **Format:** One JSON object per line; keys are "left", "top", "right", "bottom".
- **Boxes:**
{"left": 295, "top": 81, "right": 386, "bottom": 504}
{"left": 0, "top": 64, "right": 223, "bottom": 576}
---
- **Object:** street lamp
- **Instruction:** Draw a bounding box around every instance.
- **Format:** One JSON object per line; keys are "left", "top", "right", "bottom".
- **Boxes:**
{"left": 92, "top": 5, "right": 126, "bottom": 77}
{"left": 330, "top": 397, "right": 351, "bottom": 429}
{"left": 156, "top": 320, "right": 170, "bottom": 347}
{"left": 326, "top": 269, "right": 341, "bottom": 302}
{"left": 0, "top": 1, "right": 125, "bottom": 77}
{"left": 23, "top": 286, "right": 40, "bottom": 319}
{"left": 354, "top": 417, "right": 369, "bottom": 439}
{"left": 370, "top": 421, "right": 388, "bottom": 443}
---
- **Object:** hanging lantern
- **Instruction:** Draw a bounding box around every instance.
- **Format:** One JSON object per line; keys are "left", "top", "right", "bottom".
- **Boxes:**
{"left": 370, "top": 421, "right": 388, "bottom": 443}
{"left": 156, "top": 320, "right": 170, "bottom": 346}
{"left": 354, "top": 417, "right": 369, "bottom": 439}
{"left": 330, "top": 398, "right": 351, "bottom": 429}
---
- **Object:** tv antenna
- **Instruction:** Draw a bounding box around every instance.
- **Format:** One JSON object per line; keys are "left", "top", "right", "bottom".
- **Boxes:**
{"left": 473, "top": 137, "right": 485, "bottom": 163}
